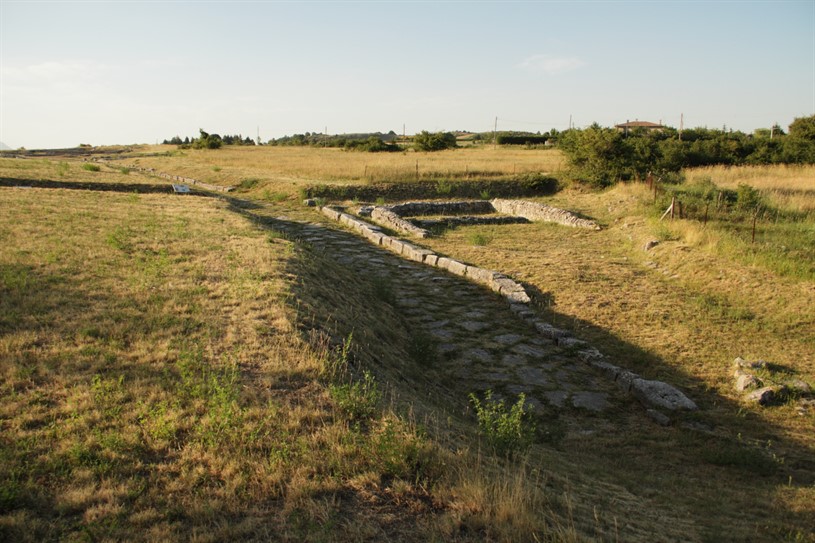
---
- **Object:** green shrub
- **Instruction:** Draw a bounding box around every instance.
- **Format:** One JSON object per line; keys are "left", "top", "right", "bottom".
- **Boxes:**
{"left": 468, "top": 232, "right": 490, "bottom": 246}
{"left": 330, "top": 370, "right": 381, "bottom": 420}
{"left": 236, "top": 178, "right": 260, "bottom": 191}
{"left": 435, "top": 179, "right": 453, "bottom": 195}
{"left": 413, "top": 131, "right": 457, "bottom": 152}
{"left": 82, "top": 163, "right": 101, "bottom": 172}
{"left": 736, "top": 183, "right": 763, "bottom": 211}
{"left": 470, "top": 390, "right": 535, "bottom": 456}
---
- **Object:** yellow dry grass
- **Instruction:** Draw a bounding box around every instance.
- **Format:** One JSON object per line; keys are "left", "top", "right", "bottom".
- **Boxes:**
{"left": 686, "top": 164, "right": 815, "bottom": 212}
{"left": 0, "top": 166, "right": 580, "bottom": 542}
{"left": 124, "top": 144, "right": 566, "bottom": 193}
{"left": 418, "top": 180, "right": 815, "bottom": 541}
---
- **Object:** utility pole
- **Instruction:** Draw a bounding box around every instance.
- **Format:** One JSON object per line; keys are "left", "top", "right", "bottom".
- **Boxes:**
{"left": 257, "top": 125, "right": 260, "bottom": 145}
{"left": 493, "top": 116, "right": 498, "bottom": 148}
{"left": 679, "top": 113, "right": 684, "bottom": 141}
{"left": 568, "top": 114, "right": 572, "bottom": 130}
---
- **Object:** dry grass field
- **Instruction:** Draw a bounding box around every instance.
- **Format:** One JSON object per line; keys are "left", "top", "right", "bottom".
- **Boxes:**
{"left": 118, "top": 144, "right": 565, "bottom": 196}
{"left": 1, "top": 147, "right": 813, "bottom": 541}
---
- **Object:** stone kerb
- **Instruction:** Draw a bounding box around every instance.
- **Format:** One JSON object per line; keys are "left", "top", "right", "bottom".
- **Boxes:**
{"left": 321, "top": 206, "right": 530, "bottom": 304}
{"left": 370, "top": 207, "right": 430, "bottom": 238}
{"left": 318, "top": 205, "right": 696, "bottom": 418}
{"left": 491, "top": 198, "right": 601, "bottom": 230}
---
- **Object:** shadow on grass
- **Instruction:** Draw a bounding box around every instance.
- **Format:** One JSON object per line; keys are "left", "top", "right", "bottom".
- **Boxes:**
{"left": 0, "top": 177, "right": 212, "bottom": 196}
{"left": 226, "top": 200, "right": 815, "bottom": 541}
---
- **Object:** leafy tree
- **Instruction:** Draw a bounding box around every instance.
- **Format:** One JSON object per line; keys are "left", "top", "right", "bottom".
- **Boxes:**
{"left": 558, "top": 125, "right": 633, "bottom": 186}
{"left": 193, "top": 129, "right": 222, "bottom": 149}
{"left": 413, "top": 131, "right": 457, "bottom": 152}
{"left": 789, "top": 115, "right": 815, "bottom": 141}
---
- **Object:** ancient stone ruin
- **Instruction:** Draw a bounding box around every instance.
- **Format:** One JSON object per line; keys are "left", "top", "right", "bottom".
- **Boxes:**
{"left": 317, "top": 201, "right": 698, "bottom": 419}
{"left": 361, "top": 199, "right": 601, "bottom": 238}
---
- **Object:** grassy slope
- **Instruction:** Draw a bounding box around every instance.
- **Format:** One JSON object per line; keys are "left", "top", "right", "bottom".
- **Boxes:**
{"left": 0, "top": 163, "right": 587, "bottom": 542}
{"left": 2, "top": 151, "right": 813, "bottom": 541}
{"left": 420, "top": 180, "right": 814, "bottom": 541}
{"left": 0, "top": 179, "right": 455, "bottom": 541}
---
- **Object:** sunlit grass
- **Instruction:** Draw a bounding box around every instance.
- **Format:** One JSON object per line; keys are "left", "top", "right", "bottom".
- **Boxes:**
{"left": 123, "top": 144, "right": 566, "bottom": 195}
{"left": 686, "top": 164, "right": 815, "bottom": 213}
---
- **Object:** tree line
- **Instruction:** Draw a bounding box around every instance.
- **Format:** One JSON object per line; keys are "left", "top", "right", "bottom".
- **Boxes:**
{"left": 162, "top": 130, "right": 255, "bottom": 149}
{"left": 558, "top": 115, "right": 815, "bottom": 186}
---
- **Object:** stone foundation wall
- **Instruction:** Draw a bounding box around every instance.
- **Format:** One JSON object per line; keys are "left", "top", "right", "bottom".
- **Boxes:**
{"left": 370, "top": 207, "right": 430, "bottom": 238}
{"left": 491, "top": 198, "right": 600, "bottom": 230}
{"left": 368, "top": 199, "right": 600, "bottom": 237}
{"left": 388, "top": 200, "right": 495, "bottom": 217}
{"left": 321, "top": 206, "right": 530, "bottom": 303}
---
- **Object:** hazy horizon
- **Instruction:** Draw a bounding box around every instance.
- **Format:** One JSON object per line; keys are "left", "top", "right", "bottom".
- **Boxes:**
{"left": 1, "top": 0, "right": 813, "bottom": 150}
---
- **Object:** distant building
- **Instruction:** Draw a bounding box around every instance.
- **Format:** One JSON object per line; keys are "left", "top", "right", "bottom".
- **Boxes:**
{"left": 615, "top": 120, "right": 664, "bottom": 135}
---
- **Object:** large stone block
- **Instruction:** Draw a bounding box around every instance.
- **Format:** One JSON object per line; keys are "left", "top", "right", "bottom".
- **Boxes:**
{"left": 630, "top": 378, "right": 697, "bottom": 411}
{"left": 321, "top": 207, "right": 341, "bottom": 221}
{"left": 445, "top": 259, "right": 468, "bottom": 276}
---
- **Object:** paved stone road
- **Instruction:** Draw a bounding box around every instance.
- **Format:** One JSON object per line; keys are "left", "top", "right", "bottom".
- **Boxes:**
{"left": 262, "top": 210, "right": 628, "bottom": 419}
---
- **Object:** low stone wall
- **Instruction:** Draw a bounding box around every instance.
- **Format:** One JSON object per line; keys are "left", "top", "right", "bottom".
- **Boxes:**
{"left": 413, "top": 216, "right": 529, "bottom": 229}
{"left": 319, "top": 204, "right": 696, "bottom": 419}
{"left": 388, "top": 200, "right": 495, "bottom": 217}
{"left": 370, "top": 207, "right": 429, "bottom": 238}
{"left": 368, "top": 199, "right": 600, "bottom": 237}
{"left": 491, "top": 198, "right": 600, "bottom": 230}
{"left": 321, "top": 206, "right": 530, "bottom": 303}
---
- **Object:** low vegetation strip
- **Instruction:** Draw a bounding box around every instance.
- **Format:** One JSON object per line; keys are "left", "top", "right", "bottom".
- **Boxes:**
{"left": 303, "top": 176, "right": 560, "bottom": 201}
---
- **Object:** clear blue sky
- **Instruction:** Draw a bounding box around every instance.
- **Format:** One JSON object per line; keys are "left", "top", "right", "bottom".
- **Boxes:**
{"left": 1, "top": 0, "right": 813, "bottom": 149}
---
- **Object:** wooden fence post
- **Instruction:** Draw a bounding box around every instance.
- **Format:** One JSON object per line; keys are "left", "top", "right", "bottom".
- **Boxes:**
{"left": 752, "top": 213, "right": 757, "bottom": 243}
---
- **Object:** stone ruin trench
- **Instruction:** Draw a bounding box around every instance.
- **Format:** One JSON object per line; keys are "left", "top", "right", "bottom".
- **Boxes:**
{"left": 297, "top": 198, "right": 698, "bottom": 426}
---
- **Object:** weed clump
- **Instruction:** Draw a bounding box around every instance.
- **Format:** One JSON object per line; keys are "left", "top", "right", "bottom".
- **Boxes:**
{"left": 470, "top": 390, "right": 535, "bottom": 456}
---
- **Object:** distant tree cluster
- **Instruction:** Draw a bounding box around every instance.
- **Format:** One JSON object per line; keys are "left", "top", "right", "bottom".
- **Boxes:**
{"left": 267, "top": 131, "right": 400, "bottom": 152}
{"left": 412, "top": 131, "right": 457, "bottom": 152}
{"left": 162, "top": 129, "right": 255, "bottom": 149}
{"left": 558, "top": 116, "right": 815, "bottom": 186}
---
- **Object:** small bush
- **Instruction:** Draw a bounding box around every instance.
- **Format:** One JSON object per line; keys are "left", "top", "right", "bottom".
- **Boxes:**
{"left": 470, "top": 390, "right": 535, "bottom": 456}
{"left": 736, "top": 183, "right": 764, "bottom": 211}
{"left": 236, "top": 178, "right": 260, "bottom": 191}
{"left": 330, "top": 370, "right": 381, "bottom": 420}
{"left": 82, "top": 163, "right": 101, "bottom": 172}
{"left": 435, "top": 179, "right": 453, "bottom": 195}
{"left": 468, "top": 232, "right": 491, "bottom": 246}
